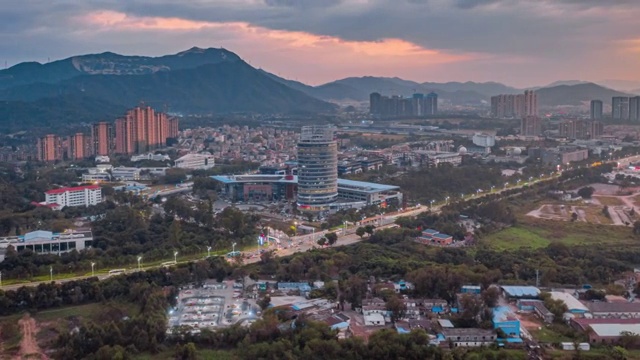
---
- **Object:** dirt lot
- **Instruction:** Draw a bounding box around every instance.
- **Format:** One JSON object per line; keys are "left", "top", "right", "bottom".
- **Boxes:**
{"left": 18, "top": 314, "right": 48, "bottom": 359}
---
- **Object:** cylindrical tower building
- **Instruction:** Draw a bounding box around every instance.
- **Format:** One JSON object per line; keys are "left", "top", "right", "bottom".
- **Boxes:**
{"left": 297, "top": 125, "right": 338, "bottom": 211}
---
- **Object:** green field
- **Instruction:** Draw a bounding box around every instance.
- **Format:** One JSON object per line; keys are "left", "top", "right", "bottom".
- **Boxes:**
{"left": 483, "top": 216, "right": 638, "bottom": 250}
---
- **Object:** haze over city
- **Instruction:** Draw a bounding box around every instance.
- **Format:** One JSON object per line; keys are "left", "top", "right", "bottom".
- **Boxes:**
{"left": 3, "top": 0, "right": 640, "bottom": 88}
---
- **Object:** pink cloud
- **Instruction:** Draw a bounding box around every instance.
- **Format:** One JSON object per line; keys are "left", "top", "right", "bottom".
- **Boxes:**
{"left": 77, "top": 10, "right": 487, "bottom": 85}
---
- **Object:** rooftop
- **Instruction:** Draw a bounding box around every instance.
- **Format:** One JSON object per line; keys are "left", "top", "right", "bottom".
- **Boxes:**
{"left": 45, "top": 185, "right": 100, "bottom": 195}
{"left": 550, "top": 291, "right": 589, "bottom": 312}
{"left": 501, "top": 285, "right": 540, "bottom": 298}
{"left": 441, "top": 328, "right": 495, "bottom": 337}
{"left": 590, "top": 323, "right": 640, "bottom": 337}
{"left": 586, "top": 301, "right": 640, "bottom": 313}
{"left": 493, "top": 306, "right": 519, "bottom": 323}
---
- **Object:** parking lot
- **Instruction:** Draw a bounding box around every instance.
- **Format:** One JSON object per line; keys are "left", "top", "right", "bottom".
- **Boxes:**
{"left": 168, "top": 280, "right": 261, "bottom": 332}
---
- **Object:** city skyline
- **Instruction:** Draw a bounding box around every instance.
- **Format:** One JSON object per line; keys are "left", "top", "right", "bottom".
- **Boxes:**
{"left": 2, "top": 1, "right": 640, "bottom": 88}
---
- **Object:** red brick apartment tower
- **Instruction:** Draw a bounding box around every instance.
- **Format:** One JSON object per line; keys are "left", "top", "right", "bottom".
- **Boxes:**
{"left": 37, "top": 134, "right": 60, "bottom": 162}
{"left": 92, "top": 122, "right": 112, "bottom": 156}
{"left": 168, "top": 117, "right": 179, "bottom": 138}
{"left": 68, "top": 133, "right": 86, "bottom": 160}
{"left": 115, "top": 117, "right": 136, "bottom": 155}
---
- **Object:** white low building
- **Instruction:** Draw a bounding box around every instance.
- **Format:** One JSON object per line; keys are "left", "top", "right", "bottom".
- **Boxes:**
{"left": 0, "top": 229, "right": 93, "bottom": 262}
{"left": 131, "top": 153, "right": 171, "bottom": 162}
{"left": 175, "top": 153, "right": 215, "bottom": 170}
{"left": 45, "top": 185, "right": 102, "bottom": 208}
{"left": 364, "top": 313, "right": 385, "bottom": 326}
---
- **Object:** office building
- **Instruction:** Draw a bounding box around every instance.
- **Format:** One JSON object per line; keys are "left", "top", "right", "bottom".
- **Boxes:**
{"left": 0, "top": 229, "right": 93, "bottom": 262}
{"left": 114, "top": 106, "right": 178, "bottom": 155}
{"left": 175, "top": 153, "right": 216, "bottom": 170}
{"left": 369, "top": 92, "right": 438, "bottom": 117}
{"left": 521, "top": 116, "right": 542, "bottom": 137}
{"left": 540, "top": 146, "right": 589, "bottom": 166}
{"left": 630, "top": 96, "right": 640, "bottom": 122}
{"left": 92, "top": 122, "right": 113, "bottom": 156}
{"left": 44, "top": 185, "right": 102, "bottom": 208}
{"left": 491, "top": 91, "right": 537, "bottom": 118}
{"left": 472, "top": 133, "right": 496, "bottom": 147}
{"left": 612, "top": 97, "right": 630, "bottom": 120}
{"left": 37, "top": 134, "right": 61, "bottom": 162}
{"left": 297, "top": 125, "right": 338, "bottom": 211}
{"left": 68, "top": 133, "right": 87, "bottom": 160}
{"left": 590, "top": 100, "right": 603, "bottom": 120}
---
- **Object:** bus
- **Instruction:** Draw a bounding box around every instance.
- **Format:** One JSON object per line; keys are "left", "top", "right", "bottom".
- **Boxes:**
{"left": 161, "top": 261, "right": 177, "bottom": 268}
{"left": 108, "top": 269, "right": 126, "bottom": 276}
{"left": 226, "top": 251, "right": 241, "bottom": 258}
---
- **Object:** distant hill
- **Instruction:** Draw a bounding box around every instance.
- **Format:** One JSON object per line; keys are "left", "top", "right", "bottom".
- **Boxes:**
{"left": 536, "top": 83, "right": 632, "bottom": 107}
{"left": 263, "top": 76, "right": 503, "bottom": 105}
{"left": 0, "top": 47, "right": 241, "bottom": 90}
{"left": 0, "top": 48, "right": 336, "bottom": 131}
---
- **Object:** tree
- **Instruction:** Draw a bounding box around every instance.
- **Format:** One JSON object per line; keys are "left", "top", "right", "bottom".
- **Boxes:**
{"left": 577, "top": 186, "right": 595, "bottom": 199}
{"left": 356, "top": 227, "right": 366, "bottom": 238}
{"left": 325, "top": 232, "right": 338, "bottom": 246}
{"left": 618, "top": 331, "right": 640, "bottom": 349}
{"left": 364, "top": 225, "right": 375, "bottom": 236}
{"left": 481, "top": 287, "right": 500, "bottom": 308}
{"left": 317, "top": 238, "right": 327, "bottom": 246}
{"left": 385, "top": 296, "right": 407, "bottom": 323}
{"left": 258, "top": 295, "right": 271, "bottom": 310}
{"left": 571, "top": 212, "right": 578, "bottom": 222}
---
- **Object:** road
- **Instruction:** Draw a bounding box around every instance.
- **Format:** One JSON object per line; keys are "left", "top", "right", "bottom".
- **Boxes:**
{"left": 3, "top": 155, "right": 633, "bottom": 291}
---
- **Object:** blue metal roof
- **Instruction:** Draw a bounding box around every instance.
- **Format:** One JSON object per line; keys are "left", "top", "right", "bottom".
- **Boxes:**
{"left": 501, "top": 285, "right": 540, "bottom": 298}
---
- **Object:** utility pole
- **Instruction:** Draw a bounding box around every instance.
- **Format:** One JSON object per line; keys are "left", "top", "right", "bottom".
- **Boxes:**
{"left": 536, "top": 269, "right": 540, "bottom": 288}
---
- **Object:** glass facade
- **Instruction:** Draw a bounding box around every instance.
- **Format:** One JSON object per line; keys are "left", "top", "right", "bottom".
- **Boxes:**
{"left": 297, "top": 126, "right": 338, "bottom": 210}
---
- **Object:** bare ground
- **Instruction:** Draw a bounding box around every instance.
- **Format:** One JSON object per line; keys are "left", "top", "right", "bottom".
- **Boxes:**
{"left": 16, "top": 314, "right": 47, "bottom": 360}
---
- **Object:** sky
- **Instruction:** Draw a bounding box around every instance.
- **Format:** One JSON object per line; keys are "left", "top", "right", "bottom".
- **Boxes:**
{"left": 2, "top": 0, "right": 640, "bottom": 88}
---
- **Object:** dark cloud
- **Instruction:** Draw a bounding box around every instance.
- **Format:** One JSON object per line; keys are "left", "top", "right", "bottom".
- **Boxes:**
{"left": 453, "top": 0, "right": 502, "bottom": 9}
{"left": 264, "top": 0, "right": 343, "bottom": 8}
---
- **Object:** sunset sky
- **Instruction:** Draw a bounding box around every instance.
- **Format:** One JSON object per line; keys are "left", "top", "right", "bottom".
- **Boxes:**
{"left": 2, "top": 0, "right": 640, "bottom": 88}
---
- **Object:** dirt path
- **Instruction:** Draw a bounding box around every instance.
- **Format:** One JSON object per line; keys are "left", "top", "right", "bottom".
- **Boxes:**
{"left": 16, "top": 314, "right": 47, "bottom": 360}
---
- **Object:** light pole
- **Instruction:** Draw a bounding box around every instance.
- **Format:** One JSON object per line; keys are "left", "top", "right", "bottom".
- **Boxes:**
{"left": 0, "top": 271, "right": 2, "bottom": 288}
{"left": 491, "top": 186, "right": 495, "bottom": 193}
{"left": 91, "top": 262, "right": 95, "bottom": 277}
{"left": 50, "top": 266, "right": 53, "bottom": 282}
{"left": 232, "top": 242, "right": 237, "bottom": 253}
{"left": 445, "top": 196, "right": 450, "bottom": 205}
{"left": 504, "top": 182, "right": 508, "bottom": 189}
{"left": 174, "top": 251, "right": 178, "bottom": 264}
{"left": 137, "top": 256, "right": 142, "bottom": 270}
{"left": 429, "top": 200, "right": 434, "bottom": 209}
{"left": 207, "top": 246, "right": 211, "bottom": 258}
{"left": 343, "top": 220, "right": 347, "bottom": 235}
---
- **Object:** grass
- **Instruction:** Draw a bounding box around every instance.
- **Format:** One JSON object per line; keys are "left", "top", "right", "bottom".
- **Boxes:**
{"left": 529, "top": 326, "right": 575, "bottom": 343}
{"left": 593, "top": 196, "right": 626, "bottom": 207}
{"left": 483, "top": 213, "right": 639, "bottom": 250}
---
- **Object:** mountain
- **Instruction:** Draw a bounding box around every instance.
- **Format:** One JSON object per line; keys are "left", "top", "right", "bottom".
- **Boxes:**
{"left": 0, "top": 48, "right": 336, "bottom": 131}
{"left": 536, "top": 83, "right": 632, "bottom": 107}
{"left": 421, "top": 81, "right": 520, "bottom": 96}
{"left": 542, "top": 80, "right": 590, "bottom": 88}
{"left": 0, "top": 47, "right": 241, "bottom": 90}
{"left": 597, "top": 80, "right": 640, "bottom": 92}
{"left": 632, "top": 89, "right": 640, "bottom": 95}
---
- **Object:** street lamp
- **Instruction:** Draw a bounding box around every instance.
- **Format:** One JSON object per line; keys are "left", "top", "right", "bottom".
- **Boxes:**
{"left": 0, "top": 271, "right": 2, "bottom": 288}
{"left": 491, "top": 186, "right": 495, "bottom": 192}
{"left": 504, "top": 182, "right": 508, "bottom": 189}
{"left": 232, "top": 242, "right": 237, "bottom": 253}
{"left": 137, "top": 256, "right": 142, "bottom": 270}
{"left": 174, "top": 251, "right": 178, "bottom": 264}
{"left": 91, "top": 262, "right": 95, "bottom": 277}
{"left": 50, "top": 266, "right": 53, "bottom": 282}
{"left": 429, "top": 199, "right": 434, "bottom": 209}
{"left": 207, "top": 246, "right": 211, "bottom": 258}
{"left": 343, "top": 220, "right": 347, "bottom": 235}
{"left": 445, "top": 196, "right": 450, "bottom": 205}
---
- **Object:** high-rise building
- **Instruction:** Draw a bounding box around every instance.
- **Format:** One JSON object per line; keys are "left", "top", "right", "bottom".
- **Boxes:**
{"left": 524, "top": 90, "right": 537, "bottom": 116}
{"left": 521, "top": 116, "right": 542, "bottom": 137}
{"left": 37, "top": 134, "right": 61, "bottom": 162}
{"left": 491, "top": 91, "right": 537, "bottom": 118}
{"left": 68, "top": 133, "right": 86, "bottom": 160}
{"left": 612, "top": 97, "right": 630, "bottom": 120}
{"left": 92, "top": 122, "right": 113, "bottom": 156}
{"left": 297, "top": 125, "right": 338, "bottom": 211}
{"left": 369, "top": 92, "right": 437, "bottom": 117}
{"left": 425, "top": 92, "right": 438, "bottom": 115}
{"left": 558, "top": 119, "right": 602, "bottom": 140}
{"left": 590, "top": 100, "right": 603, "bottom": 120}
{"left": 114, "top": 106, "right": 176, "bottom": 155}
{"left": 630, "top": 96, "right": 640, "bottom": 122}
